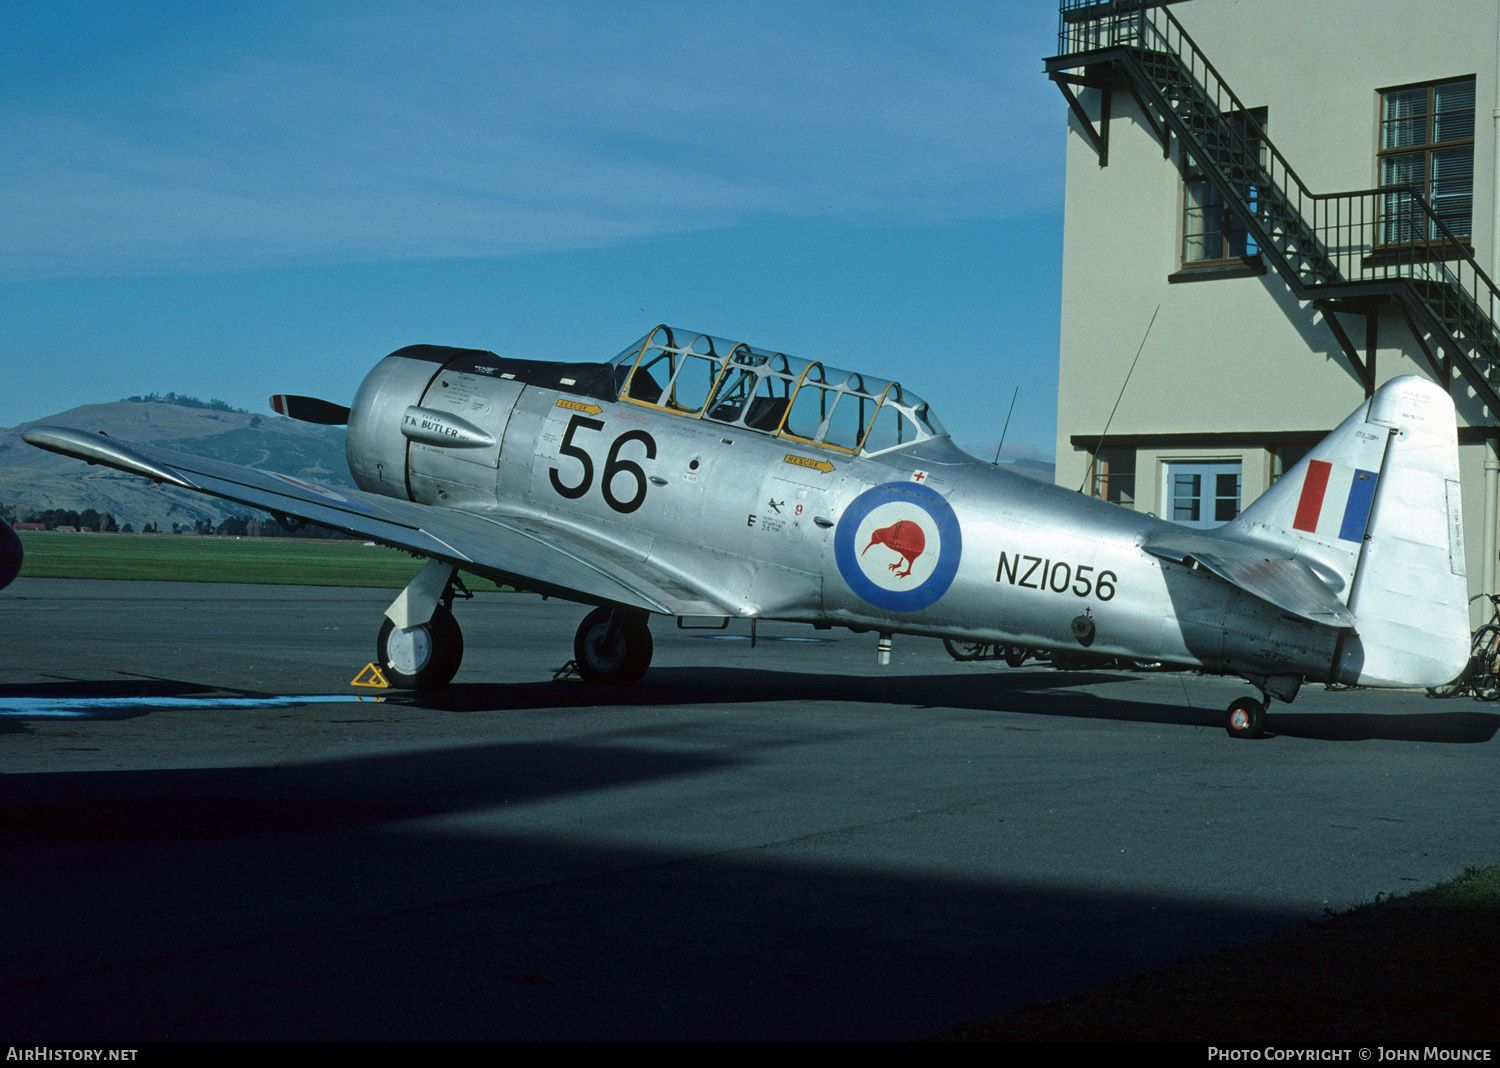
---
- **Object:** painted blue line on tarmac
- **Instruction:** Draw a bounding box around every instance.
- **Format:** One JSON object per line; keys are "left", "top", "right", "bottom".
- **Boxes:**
{"left": 0, "top": 695, "right": 376, "bottom": 717}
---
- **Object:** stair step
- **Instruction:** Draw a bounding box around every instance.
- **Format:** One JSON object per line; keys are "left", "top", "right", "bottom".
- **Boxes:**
{"left": 1115, "top": 32, "right": 1500, "bottom": 396}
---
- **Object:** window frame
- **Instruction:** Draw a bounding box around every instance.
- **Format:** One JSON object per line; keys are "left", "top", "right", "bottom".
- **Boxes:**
{"left": 1163, "top": 460, "right": 1242, "bottom": 529}
{"left": 1376, "top": 75, "right": 1476, "bottom": 248}
{"left": 1178, "top": 106, "right": 1268, "bottom": 271}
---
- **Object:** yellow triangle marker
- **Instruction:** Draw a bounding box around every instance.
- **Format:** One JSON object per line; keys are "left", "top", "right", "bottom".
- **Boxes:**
{"left": 351, "top": 663, "right": 390, "bottom": 688}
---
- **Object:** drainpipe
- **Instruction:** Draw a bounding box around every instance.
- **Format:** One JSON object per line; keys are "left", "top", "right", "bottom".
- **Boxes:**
{"left": 1493, "top": 6, "right": 1500, "bottom": 284}
{"left": 1478, "top": 15, "right": 1500, "bottom": 608}
{"left": 1486, "top": 450, "right": 1499, "bottom": 608}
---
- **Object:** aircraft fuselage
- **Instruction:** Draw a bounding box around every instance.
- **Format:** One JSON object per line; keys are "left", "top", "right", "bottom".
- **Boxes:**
{"left": 344, "top": 343, "right": 1337, "bottom": 683}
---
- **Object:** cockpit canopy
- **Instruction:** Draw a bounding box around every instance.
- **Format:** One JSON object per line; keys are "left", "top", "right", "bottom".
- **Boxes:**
{"left": 610, "top": 325, "right": 945, "bottom": 455}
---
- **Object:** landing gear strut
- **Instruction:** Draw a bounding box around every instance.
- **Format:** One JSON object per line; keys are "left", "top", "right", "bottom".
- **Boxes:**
{"left": 574, "top": 606, "right": 653, "bottom": 685}
{"left": 376, "top": 559, "right": 467, "bottom": 690}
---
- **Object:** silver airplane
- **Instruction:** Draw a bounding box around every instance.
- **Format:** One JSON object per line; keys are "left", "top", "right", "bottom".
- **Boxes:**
{"left": 23, "top": 325, "right": 1470, "bottom": 738}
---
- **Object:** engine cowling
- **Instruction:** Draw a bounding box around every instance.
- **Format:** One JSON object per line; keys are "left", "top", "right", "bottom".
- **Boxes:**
{"left": 346, "top": 345, "right": 523, "bottom": 509}
{"left": 346, "top": 347, "right": 445, "bottom": 500}
{"left": 346, "top": 344, "right": 624, "bottom": 509}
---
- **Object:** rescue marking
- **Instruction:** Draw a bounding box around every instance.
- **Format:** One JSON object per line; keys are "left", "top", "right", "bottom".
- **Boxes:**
{"left": 835, "top": 482, "right": 962, "bottom": 612}
{"left": 996, "top": 552, "right": 1116, "bottom": 600}
{"left": 784, "top": 454, "right": 835, "bottom": 474}
{"left": 556, "top": 398, "right": 604, "bottom": 415}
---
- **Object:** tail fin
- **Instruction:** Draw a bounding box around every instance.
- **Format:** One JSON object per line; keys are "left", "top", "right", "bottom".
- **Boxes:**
{"left": 1229, "top": 375, "right": 1468, "bottom": 686}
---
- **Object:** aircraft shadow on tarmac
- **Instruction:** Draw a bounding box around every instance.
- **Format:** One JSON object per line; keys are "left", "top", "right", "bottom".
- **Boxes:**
{"left": 3, "top": 712, "right": 1493, "bottom": 1042}
{"left": 0, "top": 731, "right": 1344, "bottom": 1042}
{"left": 4, "top": 667, "right": 1496, "bottom": 744}
{"left": 401, "top": 666, "right": 1500, "bottom": 744}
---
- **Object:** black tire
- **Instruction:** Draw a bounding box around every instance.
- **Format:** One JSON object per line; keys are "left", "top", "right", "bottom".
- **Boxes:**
{"left": 1003, "top": 647, "right": 1029, "bottom": 668}
{"left": 574, "top": 607, "right": 653, "bottom": 685}
{"left": 1469, "top": 626, "right": 1500, "bottom": 700}
{"left": 376, "top": 605, "right": 463, "bottom": 690}
{"left": 1225, "top": 697, "right": 1267, "bottom": 739}
{"left": 944, "top": 638, "right": 989, "bottom": 661}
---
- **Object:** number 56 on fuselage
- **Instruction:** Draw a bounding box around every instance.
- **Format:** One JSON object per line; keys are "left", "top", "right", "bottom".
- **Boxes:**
{"left": 24, "top": 325, "right": 1470, "bottom": 738}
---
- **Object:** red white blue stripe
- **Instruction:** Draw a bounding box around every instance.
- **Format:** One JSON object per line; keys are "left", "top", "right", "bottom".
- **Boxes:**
{"left": 1293, "top": 459, "right": 1378, "bottom": 543}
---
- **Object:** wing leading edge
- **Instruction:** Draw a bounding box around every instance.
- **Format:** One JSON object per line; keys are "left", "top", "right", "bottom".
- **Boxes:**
{"left": 22, "top": 425, "right": 731, "bottom": 618}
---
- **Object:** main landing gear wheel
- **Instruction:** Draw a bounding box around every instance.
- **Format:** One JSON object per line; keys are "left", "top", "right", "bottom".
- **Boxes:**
{"left": 943, "top": 638, "right": 988, "bottom": 661}
{"left": 377, "top": 605, "right": 464, "bottom": 690}
{"left": 1225, "top": 697, "right": 1267, "bottom": 740}
{"left": 574, "top": 607, "right": 653, "bottom": 685}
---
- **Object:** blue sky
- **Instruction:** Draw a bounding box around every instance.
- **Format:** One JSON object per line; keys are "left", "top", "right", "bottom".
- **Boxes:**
{"left": 1, "top": 1, "right": 1067, "bottom": 462}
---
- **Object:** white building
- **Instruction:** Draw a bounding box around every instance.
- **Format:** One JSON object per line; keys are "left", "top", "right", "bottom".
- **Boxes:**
{"left": 1047, "top": 0, "right": 1500, "bottom": 609}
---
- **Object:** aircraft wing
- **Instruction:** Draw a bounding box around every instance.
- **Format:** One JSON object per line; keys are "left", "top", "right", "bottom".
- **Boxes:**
{"left": 1142, "top": 530, "right": 1354, "bottom": 627}
{"left": 21, "top": 425, "right": 732, "bottom": 618}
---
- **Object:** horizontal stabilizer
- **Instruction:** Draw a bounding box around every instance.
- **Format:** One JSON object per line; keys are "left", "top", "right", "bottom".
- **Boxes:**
{"left": 270, "top": 395, "right": 351, "bottom": 425}
{"left": 1142, "top": 532, "right": 1353, "bottom": 626}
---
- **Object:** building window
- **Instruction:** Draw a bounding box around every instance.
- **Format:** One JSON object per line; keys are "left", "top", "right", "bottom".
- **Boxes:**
{"left": 1165, "top": 461, "right": 1241, "bottom": 528}
{"left": 1182, "top": 108, "right": 1266, "bottom": 266}
{"left": 1090, "top": 447, "right": 1136, "bottom": 506}
{"left": 1378, "top": 77, "right": 1475, "bottom": 244}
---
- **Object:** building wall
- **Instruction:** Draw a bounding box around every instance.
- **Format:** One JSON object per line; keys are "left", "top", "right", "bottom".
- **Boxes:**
{"left": 1056, "top": 0, "right": 1500, "bottom": 606}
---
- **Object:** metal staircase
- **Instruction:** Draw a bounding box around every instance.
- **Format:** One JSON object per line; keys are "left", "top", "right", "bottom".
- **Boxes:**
{"left": 1046, "top": 0, "right": 1500, "bottom": 413}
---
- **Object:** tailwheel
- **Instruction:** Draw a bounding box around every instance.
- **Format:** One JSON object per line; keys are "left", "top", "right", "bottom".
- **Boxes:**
{"left": 376, "top": 605, "right": 464, "bottom": 689}
{"left": 1225, "top": 697, "right": 1267, "bottom": 740}
{"left": 574, "top": 607, "right": 653, "bottom": 685}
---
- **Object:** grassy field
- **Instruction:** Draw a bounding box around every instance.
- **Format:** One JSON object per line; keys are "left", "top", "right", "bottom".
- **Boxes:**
{"left": 16, "top": 531, "right": 430, "bottom": 588}
{"left": 937, "top": 865, "right": 1500, "bottom": 1043}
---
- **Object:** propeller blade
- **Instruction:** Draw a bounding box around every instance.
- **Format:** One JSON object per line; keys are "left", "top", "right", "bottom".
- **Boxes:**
{"left": 270, "top": 395, "right": 350, "bottom": 425}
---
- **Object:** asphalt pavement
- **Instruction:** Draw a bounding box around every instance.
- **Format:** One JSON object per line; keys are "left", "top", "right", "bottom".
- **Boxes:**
{"left": 3, "top": 578, "right": 1497, "bottom": 1041}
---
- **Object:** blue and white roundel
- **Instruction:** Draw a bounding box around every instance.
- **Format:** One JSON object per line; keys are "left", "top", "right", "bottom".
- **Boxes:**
{"left": 834, "top": 482, "right": 962, "bottom": 612}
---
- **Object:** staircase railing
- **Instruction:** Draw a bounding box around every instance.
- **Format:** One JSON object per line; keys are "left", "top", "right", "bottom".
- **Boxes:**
{"left": 1051, "top": 0, "right": 1500, "bottom": 401}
